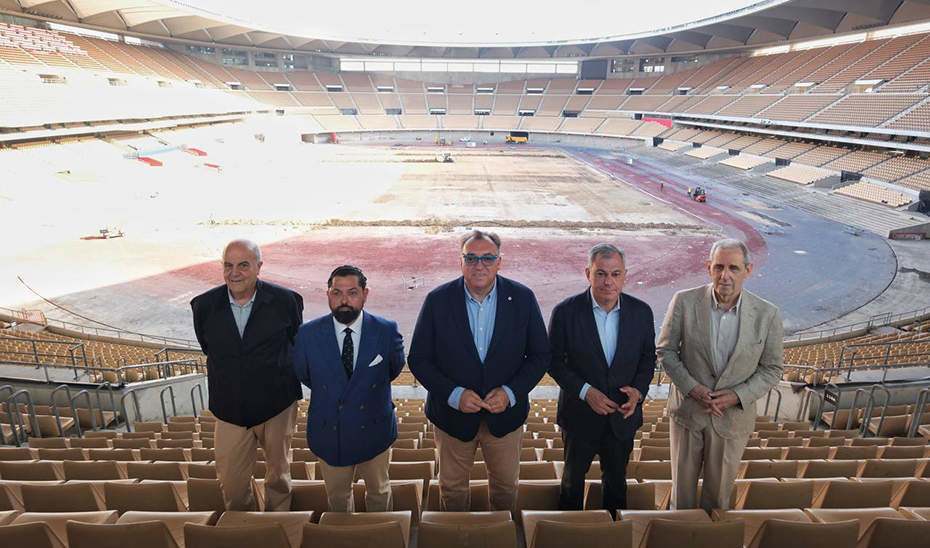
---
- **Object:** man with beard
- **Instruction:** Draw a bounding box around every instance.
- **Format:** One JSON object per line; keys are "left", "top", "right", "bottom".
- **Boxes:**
{"left": 293, "top": 265, "right": 405, "bottom": 512}
{"left": 191, "top": 239, "right": 303, "bottom": 511}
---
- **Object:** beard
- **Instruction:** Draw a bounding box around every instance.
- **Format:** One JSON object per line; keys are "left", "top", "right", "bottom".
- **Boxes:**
{"left": 333, "top": 305, "right": 361, "bottom": 325}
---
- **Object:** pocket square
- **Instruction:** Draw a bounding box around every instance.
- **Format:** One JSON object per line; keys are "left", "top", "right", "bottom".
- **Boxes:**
{"left": 368, "top": 354, "right": 383, "bottom": 367}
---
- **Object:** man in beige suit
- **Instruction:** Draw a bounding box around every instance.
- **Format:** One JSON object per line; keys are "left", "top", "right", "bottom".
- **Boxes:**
{"left": 657, "top": 239, "right": 783, "bottom": 512}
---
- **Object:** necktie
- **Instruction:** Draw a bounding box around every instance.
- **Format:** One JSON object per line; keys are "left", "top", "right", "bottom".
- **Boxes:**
{"left": 341, "top": 327, "right": 354, "bottom": 379}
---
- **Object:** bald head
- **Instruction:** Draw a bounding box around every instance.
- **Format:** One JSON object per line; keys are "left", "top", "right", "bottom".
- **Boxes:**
{"left": 223, "top": 239, "right": 262, "bottom": 302}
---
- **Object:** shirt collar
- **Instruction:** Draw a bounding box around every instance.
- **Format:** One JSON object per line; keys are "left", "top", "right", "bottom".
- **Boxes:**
{"left": 228, "top": 289, "right": 257, "bottom": 307}
{"left": 334, "top": 310, "right": 364, "bottom": 334}
{"left": 465, "top": 278, "right": 498, "bottom": 305}
{"left": 711, "top": 287, "right": 742, "bottom": 314}
{"left": 590, "top": 289, "right": 620, "bottom": 314}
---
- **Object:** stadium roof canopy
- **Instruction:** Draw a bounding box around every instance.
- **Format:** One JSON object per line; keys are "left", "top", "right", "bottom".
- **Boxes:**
{"left": 3, "top": 0, "right": 930, "bottom": 58}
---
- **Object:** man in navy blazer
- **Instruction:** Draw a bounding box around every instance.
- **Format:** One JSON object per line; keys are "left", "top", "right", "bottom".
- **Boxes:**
{"left": 408, "top": 230, "right": 549, "bottom": 511}
{"left": 293, "top": 265, "right": 405, "bottom": 512}
{"left": 191, "top": 239, "right": 303, "bottom": 511}
{"left": 548, "top": 244, "right": 655, "bottom": 516}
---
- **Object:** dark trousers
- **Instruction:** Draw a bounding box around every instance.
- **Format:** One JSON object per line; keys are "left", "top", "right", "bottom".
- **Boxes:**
{"left": 558, "top": 427, "right": 634, "bottom": 516}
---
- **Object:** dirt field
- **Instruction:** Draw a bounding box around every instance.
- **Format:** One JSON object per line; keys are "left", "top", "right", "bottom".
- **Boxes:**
{"left": 2, "top": 136, "right": 719, "bottom": 341}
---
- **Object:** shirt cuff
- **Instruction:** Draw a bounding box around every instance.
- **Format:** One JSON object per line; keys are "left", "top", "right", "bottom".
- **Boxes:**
{"left": 448, "top": 386, "right": 465, "bottom": 410}
{"left": 502, "top": 385, "right": 516, "bottom": 407}
{"left": 579, "top": 383, "right": 591, "bottom": 401}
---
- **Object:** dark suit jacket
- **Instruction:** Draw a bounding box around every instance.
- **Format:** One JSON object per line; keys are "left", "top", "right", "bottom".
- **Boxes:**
{"left": 548, "top": 290, "right": 656, "bottom": 441}
{"left": 190, "top": 279, "right": 303, "bottom": 428}
{"left": 293, "top": 311, "right": 405, "bottom": 466}
{"left": 408, "top": 275, "right": 550, "bottom": 442}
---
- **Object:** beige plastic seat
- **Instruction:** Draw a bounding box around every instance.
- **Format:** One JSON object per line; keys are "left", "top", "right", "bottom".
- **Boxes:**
{"left": 70, "top": 437, "right": 111, "bottom": 449}
{"left": 514, "top": 480, "right": 561, "bottom": 515}
{"left": 0, "top": 447, "right": 33, "bottom": 461}
{"left": 834, "top": 446, "right": 880, "bottom": 460}
{"left": 114, "top": 439, "right": 153, "bottom": 449}
{"left": 63, "top": 460, "right": 125, "bottom": 480}
{"left": 519, "top": 462, "right": 558, "bottom": 480}
{"left": 67, "top": 519, "right": 179, "bottom": 548}
{"left": 420, "top": 510, "right": 511, "bottom": 524}
{"left": 713, "top": 508, "right": 811, "bottom": 546}
{"left": 218, "top": 511, "right": 314, "bottom": 548}
{"left": 289, "top": 481, "right": 330, "bottom": 516}
{"left": 105, "top": 481, "right": 188, "bottom": 513}
{"left": 318, "top": 511, "right": 411, "bottom": 548}
{"left": 141, "top": 448, "right": 189, "bottom": 462}
{"left": 37, "top": 448, "right": 87, "bottom": 461}
{"left": 88, "top": 449, "right": 137, "bottom": 462}
{"left": 640, "top": 518, "right": 744, "bottom": 548}
{"left": 619, "top": 508, "right": 710, "bottom": 547}
{"left": 11, "top": 510, "right": 118, "bottom": 546}
{"left": 300, "top": 521, "right": 405, "bottom": 548}
{"left": 801, "top": 460, "right": 860, "bottom": 478}
{"left": 520, "top": 510, "right": 612, "bottom": 547}
{"left": 185, "top": 522, "right": 291, "bottom": 548}
{"left": 879, "top": 446, "right": 925, "bottom": 459}
{"left": 21, "top": 482, "right": 104, "bottom": 512}
{"left": 533, "top": 519, "right": 631, "bottom": 548}
{"left": 127, "top": 462, "right": 187, "bottom": 481}
{"left": 742, "top": 460, "right": 799, "bottom": 479}
{"left": 187, "top": 464, "right": 217, "bottom": 479}
{"left": 747, "top": 518, "right": 859, "bottom": 548}
{"left": 858, "top": 459, "right": 919, "bottom": 478}
{"left": 389, "top": 448, "right": 437, "bottom": 462}
{"left": 417, "top": 520, "right": 517, "bottom": 548}
{"left": 187, "top": 478, "right": 226, "bottom": 513}
{"left": 0, "top": 461, "right": 62, "bottom": 481}
{"left": 856, "top": 516, "right": 930, "bottom": 548}
{"left": 118, "top": 511, "right": 217, "bottom": 547}
{"left": 816, "top": 480, "right": 894, "bottom": 508}
{"left": 738, "top": 479, "right": 814, "bottom": 509}
{"left": 27, "top": 437, "right": 69, "bottom": 449}
{"left": 583, "top": 480, "right": 656, "bottom": 511}
{"left": 786, "top": 447, "right": 832, "bottom": 460}
{"left": 899, "top": 506, "right": 930, "bottom": 520}
{"left": 891, "top": 479, "right": 930, "bottom": 507}
{"left": 806, "top": 507, "right": 909, "bottom": 538}
{"left": 0, "top": 521, "right": 63, "bottom": 548}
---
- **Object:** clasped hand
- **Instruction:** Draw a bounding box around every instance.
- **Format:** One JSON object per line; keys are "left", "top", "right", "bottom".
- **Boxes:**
{"left": 458, "top": 387, "right": 509, "bottom": 414}
{"left": 585, "top": 386, "right": 640, "bottom": 419}
{"left": 689, "top": 385, "right": 739, "bottom": 418}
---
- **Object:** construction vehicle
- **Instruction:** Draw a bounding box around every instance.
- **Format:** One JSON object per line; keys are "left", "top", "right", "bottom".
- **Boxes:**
{"left": 505, "top": 135, "right": 527, "bottom": 144}
{"left": 687, "top": 186, "right": 707, "bottom": 202}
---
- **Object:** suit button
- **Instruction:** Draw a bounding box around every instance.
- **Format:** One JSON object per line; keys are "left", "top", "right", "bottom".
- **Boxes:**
{"left": 371, "top": 383, "right": 377, "bottom": 388}
{"left": 338, "top": 404, "right": 343, "bottom": 410}
{"left": 323, "top": 385, "right": 328, "bottom": 390}
{"left": 360, "top": 425, "right": 365, "bottom": 430}
{"left": 332, "top": 426, "right": 337, "bottom": 431}
{"left": 360, "top": 405, "right": 365, "bottom": 410}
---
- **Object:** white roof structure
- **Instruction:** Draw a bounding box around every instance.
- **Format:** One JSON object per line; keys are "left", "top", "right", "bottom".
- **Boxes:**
{"left": 3, "top": 0, "right": 930, "bottom": 57}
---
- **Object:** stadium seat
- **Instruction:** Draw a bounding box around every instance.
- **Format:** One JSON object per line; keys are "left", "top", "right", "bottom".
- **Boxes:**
{"left": 746, "top": 518, "right": 859, "bottom": 548}
{"left": 217, "top": 511, "right": 314, "bottom": 547}
{"left": 417, "top": 520, "right": 517, "bottom": 548}
{"left": 185, "top": 522, "right": 291, "bottom": 548}
{"left": 640, "top": 518, "right": 744, "bottom": 548}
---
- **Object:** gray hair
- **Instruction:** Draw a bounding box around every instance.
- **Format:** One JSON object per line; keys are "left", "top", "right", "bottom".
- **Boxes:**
{"left": 587, "top": 243, "right": 626, "bottom": 268}
{"left": 708, "top": 238, "right": 751, "bottom": 265}
{"left": 461, "top": 229, "right": 501, "bottom": 253}
{"left": 223, "top": 239, "right": 262, "bottom": 263}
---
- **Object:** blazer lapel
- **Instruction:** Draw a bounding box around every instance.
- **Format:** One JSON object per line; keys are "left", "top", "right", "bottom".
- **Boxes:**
{"left": 452, "top": 278, "right": 481, "bottom": 362}
{"left": 485, "top": 276, "right": 510, "bottom": 360}
{"left": 697, "top": 285, "right": 717, "bottom": 377}
{"left": 582, "top": 290, "right": 609, "bottom": 370}
{"left": 240, "top": 280, "right": 271, "bottom": 343}
{"left": 355, "top": 312, "right": 378, "bottom": 373}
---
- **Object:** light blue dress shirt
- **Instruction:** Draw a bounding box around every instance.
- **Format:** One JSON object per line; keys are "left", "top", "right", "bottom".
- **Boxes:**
{"left": 228, "top": 290, "right": 256, "bottom": 338}
{"left": 580, "top": 290, "right": 620, "bottom": 400}
{"left": 448, "top": 281, "right": 516, "bottom": 410}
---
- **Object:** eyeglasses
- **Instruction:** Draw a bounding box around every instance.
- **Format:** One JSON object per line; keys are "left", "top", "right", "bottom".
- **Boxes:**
{"left": 462, "top": 253, "right": 499, "bottom": 267}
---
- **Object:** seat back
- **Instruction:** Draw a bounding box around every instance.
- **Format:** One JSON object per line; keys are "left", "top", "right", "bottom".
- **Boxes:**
{"left": 318, "top": 511, "right": 411, "bottom": 548}
{"left": 0, "top": 461, "right": 62, "bottom": 481}
{"left": 66, "top": 520, "right": 179, "bottom": 548}
{"left": 747, "top": 518, "right": 859, "bottom": 548}
{"left": 299, "top": 521, "right": 405, "bottom": 548}
{"left": 104, "top": 482, "right": 186, "bottom": 514}
{"left": 532, "top": 519, "right": 631, "bottom": 548}
{"left": 187, "top": 479, "right": 226, "bottom": 513}
{"left": 520, "top": 510, "right": 612, "bottom": 547}
{"left": 185, "top": 522, "right": 290, "bottom": 548}
{"left": 641, "top": 518, "right": 744, "bottom": 548}
{"left": 817, "top": 480, "right": 893, "bottom": 508}
{"left": 63, "top": 460, "right": 124, "bottom": 481}
{"left": 127, "top": 462, "right": 187, "bottom": 481}
{"left": 417, "top": 518, "right": 516, "bottom": 548}
{"left": 740, "top": 480, "right": 813, "bottom": 509}
{"left": 217, "top": 511, "right": 314, "bottom": 548}
{"left": 420, "top": 510, "right": 511, "bottom": 524}
{"left": 21, "top": 483, "right": 103, "bottom": 512}
{"left": 856, "top": 517, "right": 930, "bottom": 548}
{"left": 0, "top": 521, "right": 62, "bottom": 548}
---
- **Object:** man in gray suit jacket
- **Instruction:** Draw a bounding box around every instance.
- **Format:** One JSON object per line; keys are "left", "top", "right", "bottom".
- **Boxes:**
{"left": 657, "top": 238, "right": 783, "bottom": 512}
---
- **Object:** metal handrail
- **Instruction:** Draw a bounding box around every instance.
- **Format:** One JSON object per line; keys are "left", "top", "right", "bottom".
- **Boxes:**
{"left": 0, "top": 305, "right": 200, "bottom": 348}
{"left": 786, "top": 306, "right": 930, "bottom": 343}
{"left": 95, "top": 381, "right": 116, "bottom": 427}
{"left": 860, "top": 385, "right": 891, "bottom": 437}
{"left": 813, "top": 382, "right": 842, "bottom": 430}
{"left": 71, "top": 389, "right": 97, "bottom": 432}
{"left": 907, "top": 387, "right": 929, "bottom": 438}
{"left": 4, "top": 389, "right": 40, "bottom": 441}
{"left": 160, "top": 385, "right": 177, "bottom": 423}
{"left": 190, "top": 383, "right": 205, "bottom": 418}
{"left": 50, "top": 384, "right": 81, "bottom": 438}
{"left": 847, "top": 388, "right": 871, "bottom": 431}
{"left": 1, "top": 395, "right": 27, "bottom": 446}
{"left": 119, "top": 389, "right": 142, "bottom": 431}
{"left": 764, "top": 386, "right": 783, "bottom": 421}
{"left": 0, "top": 385, "right": 21, "bottom": 445}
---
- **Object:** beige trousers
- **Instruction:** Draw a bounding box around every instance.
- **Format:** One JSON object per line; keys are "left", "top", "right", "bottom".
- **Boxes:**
{"left": 316, "top": 447, "right": 393, "bottom": 512}
{"left": 215, "top": 401, "right": 298, "bottom": 511}
{"left": 435, "top": 420, "right": 521, "bottom": 512}
{"left": 669, "top": 418, "right": 750, "bottom": 512}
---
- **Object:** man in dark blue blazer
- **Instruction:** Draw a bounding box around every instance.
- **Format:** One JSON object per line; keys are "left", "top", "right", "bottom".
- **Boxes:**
{"left": 548, "top": 243, "right": 655, "bottom": 516}
{"left": 293, "top": 265, "right": 405, "bottom": 512}
{"left": 191, "top": 239, "right": 303, "bottom": 511}
{"left": 408, "top": 230, "right": 549, "bottom": 511}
